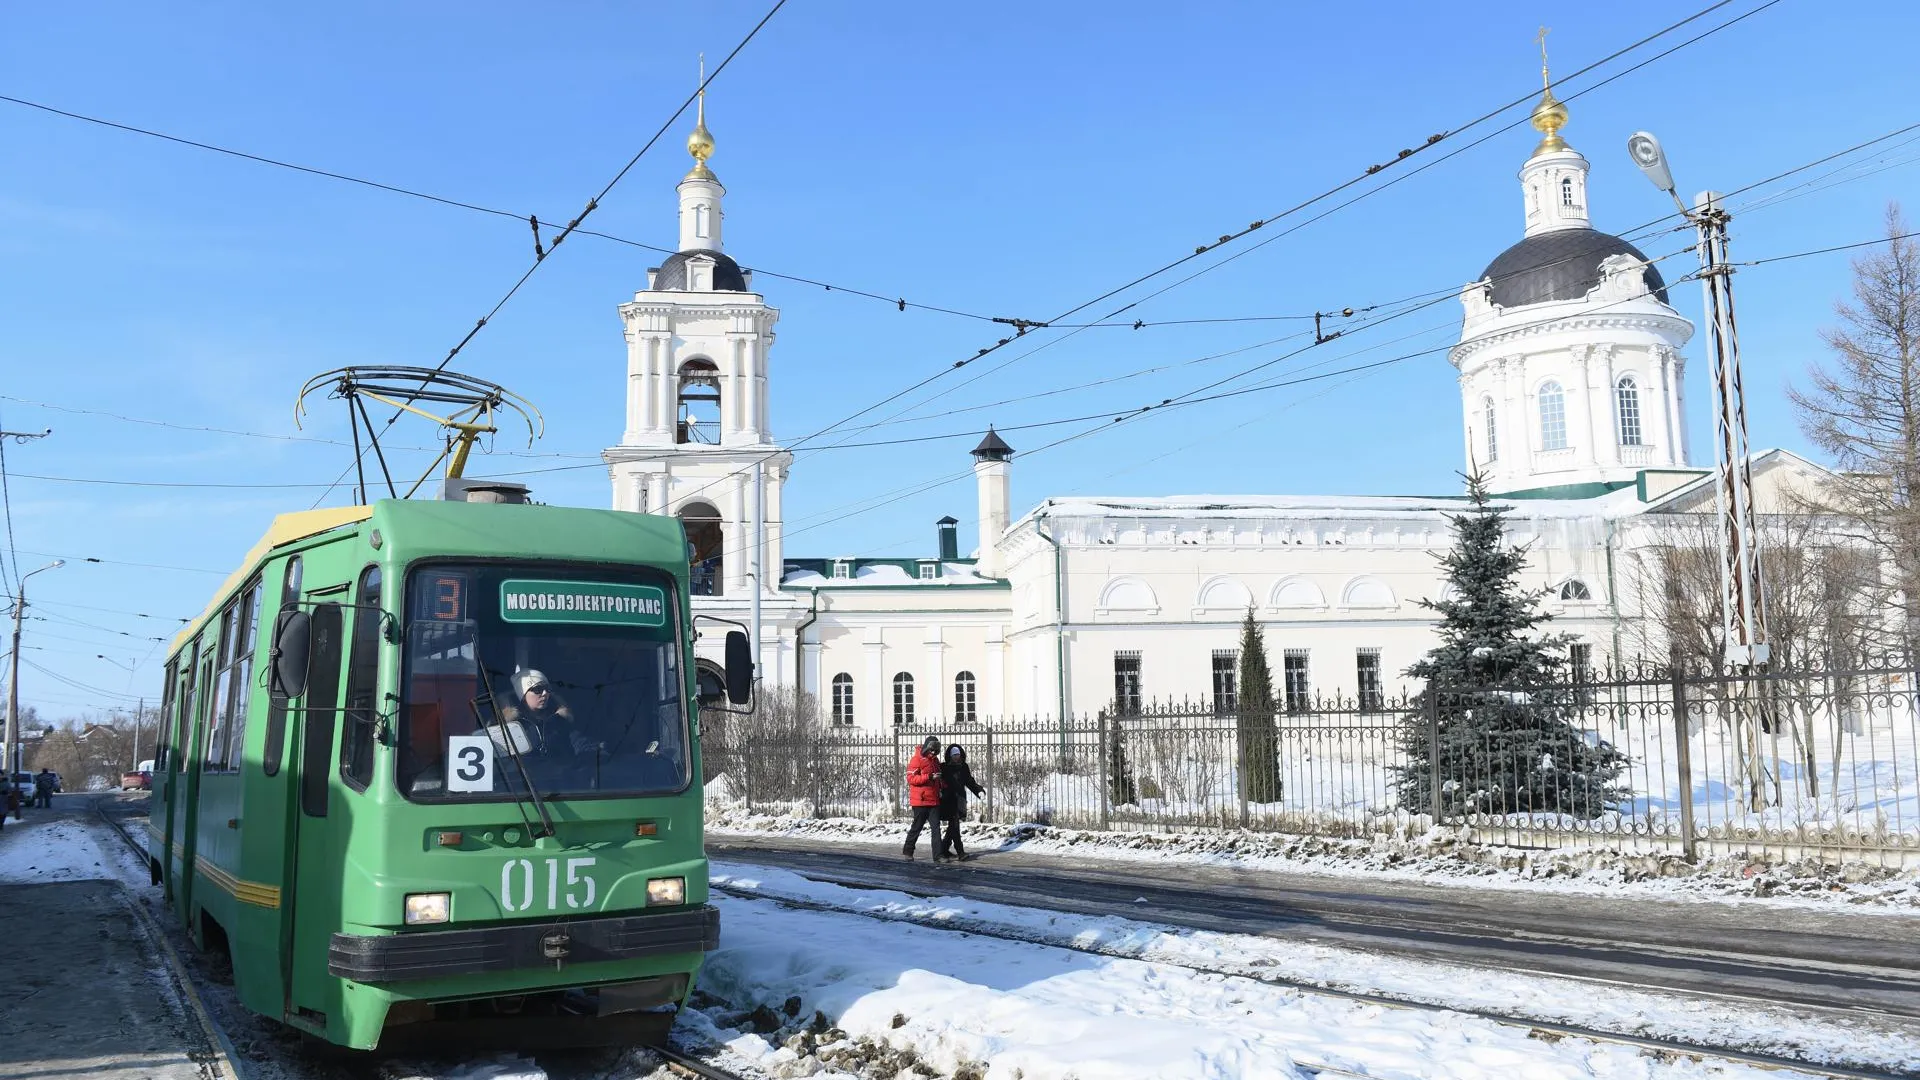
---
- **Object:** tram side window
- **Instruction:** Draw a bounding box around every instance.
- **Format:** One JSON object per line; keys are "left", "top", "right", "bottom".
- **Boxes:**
{"left": 221, "top": 581, "right": 261, "bottom": 770}
{"left": 203, "top": 606, "right": 236, "bottom": 771}
{"left": 301, "top": 603, "right": 346, "bottom": 818}
{"left": 156, "top": 659, "right": 178, "bottom": 772}
{"left": 263, "top": 556, "right": 303, "bottom": 777}
{"left": 173, "top": 648, "right": 197, "bottom": 772}
{"left": 340, "top": 567, "right": 382, "bottom": 791}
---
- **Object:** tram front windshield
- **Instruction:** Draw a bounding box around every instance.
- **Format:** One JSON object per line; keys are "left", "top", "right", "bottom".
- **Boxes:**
{"left": 396, "top": 564, "right": 690, "bottom": 801}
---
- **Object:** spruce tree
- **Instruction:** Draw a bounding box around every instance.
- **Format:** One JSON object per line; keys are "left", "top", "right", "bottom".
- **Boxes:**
{"left": 1398, "top": 476, "right": 1626, "bottom": 819}
{"left": 1236, "top": 606, "right": 1282, "bottom": 804}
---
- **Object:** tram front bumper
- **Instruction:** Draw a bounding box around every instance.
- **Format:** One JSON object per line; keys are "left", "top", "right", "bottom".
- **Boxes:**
{"left": 327, "top": 904, "right": 720, "bottom": 982}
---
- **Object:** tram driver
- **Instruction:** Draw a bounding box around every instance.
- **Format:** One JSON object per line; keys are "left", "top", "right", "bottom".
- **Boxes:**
{"left": 493, "top": 668, "right": 593, "bottom": 758}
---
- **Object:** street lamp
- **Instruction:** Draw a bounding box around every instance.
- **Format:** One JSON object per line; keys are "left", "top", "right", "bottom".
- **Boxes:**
{"left": 1625, "top": 132, "right": 1769, "bottom": 671}
{"left": 7, "top": 560, "right": 64, "bottom": 775}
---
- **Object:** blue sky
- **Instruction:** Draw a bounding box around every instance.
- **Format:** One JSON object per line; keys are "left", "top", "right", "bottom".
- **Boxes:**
{"left": 1, "top": 0, "right": 1915, "bottom": 716}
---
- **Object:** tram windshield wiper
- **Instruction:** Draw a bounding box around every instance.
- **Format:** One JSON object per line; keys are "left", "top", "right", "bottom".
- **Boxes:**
{"left": 472, "top": 685, "right": 557, "bottom": 839}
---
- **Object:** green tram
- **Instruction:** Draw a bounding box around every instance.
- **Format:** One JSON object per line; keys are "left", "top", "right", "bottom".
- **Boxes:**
{"left": 145, "top": 495, "right": 749, "bottom": 1050}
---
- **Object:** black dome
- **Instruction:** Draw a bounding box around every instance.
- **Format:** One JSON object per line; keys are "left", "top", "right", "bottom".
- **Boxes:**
{"left": 1480, "top": 228, "right": 1667, "bottom": 309}
{"left": 653, "top": 248, "right": 749, "bottom": 292}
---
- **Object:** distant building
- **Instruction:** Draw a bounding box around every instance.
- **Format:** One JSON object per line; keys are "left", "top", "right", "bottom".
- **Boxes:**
{"left": 600, "top": 75, "right": 1832, "bottom": 729}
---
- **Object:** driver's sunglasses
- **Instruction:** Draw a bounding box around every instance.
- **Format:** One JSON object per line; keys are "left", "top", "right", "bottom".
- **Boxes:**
{"left": 529, "top": 685, "right": 551, "bottom": 695}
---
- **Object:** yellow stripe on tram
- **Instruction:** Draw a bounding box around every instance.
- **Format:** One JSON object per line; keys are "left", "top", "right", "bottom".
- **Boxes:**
{"left": 194, "top": 855, "right": 282, "bottom": 909}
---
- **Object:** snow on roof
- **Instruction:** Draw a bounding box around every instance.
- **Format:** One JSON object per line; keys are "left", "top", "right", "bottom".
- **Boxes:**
{"left": 781, "top": 561, "right": 1001, "bottom": 588}
{"left": 1022, "top": 486, "right": 1655, "bottom": 525}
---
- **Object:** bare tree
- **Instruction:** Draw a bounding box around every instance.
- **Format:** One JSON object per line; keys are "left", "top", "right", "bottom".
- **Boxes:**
{"left": 1625, "top": 513, "right": 1880, "bottom": 808}
{"left": 1787, "top": 203, "right": 1920, "bottom": 647}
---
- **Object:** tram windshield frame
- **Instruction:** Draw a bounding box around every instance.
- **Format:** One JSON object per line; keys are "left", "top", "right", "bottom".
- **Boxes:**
{"left": 394, "top": 561, "right": 692, "bottom": 803}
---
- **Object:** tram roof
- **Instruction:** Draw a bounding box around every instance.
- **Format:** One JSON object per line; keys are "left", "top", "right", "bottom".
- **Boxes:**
{"left": 172, "top": 505, "right": 372, "bottom": 653}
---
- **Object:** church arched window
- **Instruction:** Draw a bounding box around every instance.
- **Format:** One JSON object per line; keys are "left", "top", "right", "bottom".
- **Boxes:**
{"left": 1560, "top": 579, "right": 1593, "bottom": 601}
{"left": 1561, "top": 177, "right": 1575, "bottom": 207}
{"left": 892, "top": 672, "right": 916, "bottom": 726}
{"left": 678, "top": 501, "right": 724, "bottom": 596}
{"left": 1482, "top": 396, "right": 1498, "bottom": 462}
{"left": 954, "top": 671, "right": 977, "bottom": 723}
{"left": 676, "top": 359, "right": 721, "bottom": 445}
{"left": 1615, "top": 375, "right": 1643, "bottom": 446}
{"left": 831, "top": 674, "right": 855, "bottom": 726}
{"left": 694, "top": 204, "right": 711, "bottom": 241}
{"left": 1539, "top": 381, "right": 1568, "bottom": 451}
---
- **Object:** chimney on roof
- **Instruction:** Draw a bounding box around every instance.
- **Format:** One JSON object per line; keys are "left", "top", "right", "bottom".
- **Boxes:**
{"left": 971, "top": 427, "right": 1014, "bottom": 578}
{"left": 937, "top": 516, "right": 959, "bottom": 561}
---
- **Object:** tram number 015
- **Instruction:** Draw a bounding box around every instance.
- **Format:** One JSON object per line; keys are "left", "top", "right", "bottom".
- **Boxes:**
{"left": 499, "top": 857, "right": 597, "bottom": 913}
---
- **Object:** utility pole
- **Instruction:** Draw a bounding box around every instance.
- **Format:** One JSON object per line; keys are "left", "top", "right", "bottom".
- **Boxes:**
{"left": 131, "top": 697, "right": 145, "bottom": 771}
{"left": 1628, "top": 133, "right": 1773, "bottom": 811}
{"left": 1626, "top": 135, "right": 1770, "bottom": 671}
{"left": 7, "top": 560, "right": 64, "bottom": 777}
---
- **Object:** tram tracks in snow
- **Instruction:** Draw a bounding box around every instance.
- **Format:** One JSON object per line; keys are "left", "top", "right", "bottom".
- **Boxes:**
{"left": 709, "top": 867, "right": 1918, "bottom": 1080}
{"left": 96, "top": 801, "right": 770, "bottom": 1080}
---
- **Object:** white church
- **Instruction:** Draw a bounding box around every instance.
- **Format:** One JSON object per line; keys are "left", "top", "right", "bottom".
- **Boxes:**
{"left": 599, "top": 78, "right": 1826, "bottom": 730}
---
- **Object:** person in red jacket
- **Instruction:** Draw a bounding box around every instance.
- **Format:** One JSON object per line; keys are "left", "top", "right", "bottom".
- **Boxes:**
{"left": 903, "top": 735, "right": 947, "bottom": 861}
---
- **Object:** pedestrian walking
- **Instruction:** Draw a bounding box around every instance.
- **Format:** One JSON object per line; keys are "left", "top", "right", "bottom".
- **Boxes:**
{"left": 902, "top": 735, "right": 946, "bottom": 861}
{"left": 937, "top": 743, "right": 986, "bottom": 860}
{"left": 32, "top": 769, "right": 56, "bottom": 809}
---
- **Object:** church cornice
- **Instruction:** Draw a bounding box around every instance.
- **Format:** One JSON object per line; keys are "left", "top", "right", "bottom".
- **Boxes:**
{"left": 619, "top": 300, "right": 777, "bottom": 320}
{"left": 603, "top": 445, "right": 794, "bottom": 470}
{"left": 1450, "top": 309, "right": 1691, "bottom": 367}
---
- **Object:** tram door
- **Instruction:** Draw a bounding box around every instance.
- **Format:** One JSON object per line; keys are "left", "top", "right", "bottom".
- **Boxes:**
{"left": 282, "top": 601, "right": 346, "bottom": 1024}
{"left": 170, "top": 649, "right": 215, "bottom": 925}
{"left": 160, "top": 654, "right": 195, "bottom": 918}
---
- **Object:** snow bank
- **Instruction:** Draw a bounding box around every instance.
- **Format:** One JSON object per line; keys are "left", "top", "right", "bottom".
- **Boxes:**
{"left": 707, "top": 805, "right": 1920, "bottom": 909}
{"left": 697, "top": 878, "right": 1882, "bottom": 1079}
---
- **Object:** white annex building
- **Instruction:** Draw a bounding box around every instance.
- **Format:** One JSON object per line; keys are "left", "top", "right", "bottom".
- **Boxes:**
{"left": 599, "top": 80, "right": 1829, "bottom": 730}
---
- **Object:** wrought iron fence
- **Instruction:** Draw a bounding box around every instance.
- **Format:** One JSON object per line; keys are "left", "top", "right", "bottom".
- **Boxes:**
{"left": 702, "top": 655, "right": 1920, "bottom": 865}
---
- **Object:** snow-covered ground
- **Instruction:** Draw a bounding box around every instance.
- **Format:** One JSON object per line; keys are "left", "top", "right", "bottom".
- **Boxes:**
{"left": 17, "top": 807, "right": 1909, "bottom": 1079}
{"left": 696, "top": 867, "right": 1914, "bottom": 1079}
{"left": 0, "top": 810, "right": 151, "bottom": 884}
{"left": 707, "top": 861, "right": 1919, "bottom": 1078}
{"left": 709, "top": 805, "right": 1920, "bottom": 909}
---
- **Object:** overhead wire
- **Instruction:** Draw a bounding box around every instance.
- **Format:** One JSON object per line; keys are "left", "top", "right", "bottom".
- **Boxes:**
{"left": 12, "top": 221, "right": 1912, "bottom": 497}
{"left": 311, "top": 0, "right": 791, "bottom": 509}
{"left": 657, "top": 0, "right": 1782, "bottom": 505}
{"left": 0, "top": 92, "right": 1006, "bottom": 326}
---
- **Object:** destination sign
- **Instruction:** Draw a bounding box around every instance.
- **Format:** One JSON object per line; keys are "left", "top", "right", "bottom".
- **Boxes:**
{"left": 498, "top": 580, "right": 667, "bottom": 627}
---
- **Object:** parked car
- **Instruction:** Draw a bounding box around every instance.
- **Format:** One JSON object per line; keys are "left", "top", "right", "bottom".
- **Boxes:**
{"left": 9, "top": 773, "right": 34, "bottom": 805}
{"left": 121, "top": 769, "right": 152, "bottom": 792}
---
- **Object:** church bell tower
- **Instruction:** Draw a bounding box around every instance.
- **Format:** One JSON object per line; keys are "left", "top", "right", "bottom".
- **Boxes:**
{"left": 603, "top": 78, "right": 790, "bottom": 602}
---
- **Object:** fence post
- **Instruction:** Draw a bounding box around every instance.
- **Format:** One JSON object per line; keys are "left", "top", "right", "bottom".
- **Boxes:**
{"left": 890, "top": 726, "right": 902, "bottom": 820}
{"left": 1669, "top": 662, "right": 1698, "bottom": 862}
{"left": 1426, "top": 683, "right": 1444, "bottom": 827}
{"left": 984, "top": 726, "right": 996, "bottom": 823}
{"left": 1096, "top": 711, "right": 1111, "bottom": 830}
{"left": 744, "top": 740, "right": 755, "bottom": 813}
{"left": 1238, "top": 709, "right": 1251, "bottom": 830}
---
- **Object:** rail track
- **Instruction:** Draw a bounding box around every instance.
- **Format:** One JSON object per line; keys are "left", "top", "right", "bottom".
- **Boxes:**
{"left": 710, "top": 866, "right": 1920, "bottom": 1080}
{"left": 95, "top": 801, "right": 763, "bottom": 1080}
{"left": 100, "top": 804, "right": 1904, "bottom": 1080}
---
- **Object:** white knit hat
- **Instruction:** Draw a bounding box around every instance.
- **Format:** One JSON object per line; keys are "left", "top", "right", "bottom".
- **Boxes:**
{"left": 515, "top": 669, "right": 550, "bottom": 696}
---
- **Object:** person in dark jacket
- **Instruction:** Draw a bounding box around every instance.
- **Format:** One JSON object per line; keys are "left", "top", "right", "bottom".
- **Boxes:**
{"left": 32, "top": 769, "right": 56, "bottom": 809}
{"left": 937, "top": 743, "right": 986, "bottom": 860}
{"left": 902, "top": 735, "right": 946, "bottom": 861}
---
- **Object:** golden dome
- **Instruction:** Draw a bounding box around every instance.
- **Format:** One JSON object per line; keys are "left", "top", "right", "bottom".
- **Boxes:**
{"left": 684, "top": 57, "right": 716, "bottom": 181}
{"left": 1530, "top": 86, "right": 1570, "bottom": 155}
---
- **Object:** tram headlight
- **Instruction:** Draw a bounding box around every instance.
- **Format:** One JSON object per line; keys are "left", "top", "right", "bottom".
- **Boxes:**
{"left": 645, "top": 877, "right": 686, "bottom": 906}
{"left": 404, "top": 892, "right": 451, "bottom": 925}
